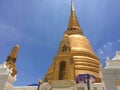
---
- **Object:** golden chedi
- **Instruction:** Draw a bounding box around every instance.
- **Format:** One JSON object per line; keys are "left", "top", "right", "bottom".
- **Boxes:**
{"left": 6, "top": 45, "right": 19, "bottom": 77}
{"left": 44, "top": 1, "right": 101, "bottom": 83}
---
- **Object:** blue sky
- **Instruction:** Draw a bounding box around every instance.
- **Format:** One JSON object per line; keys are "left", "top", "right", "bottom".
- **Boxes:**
{"left": 0, "top": 0, "right": 120, "bottom": 86}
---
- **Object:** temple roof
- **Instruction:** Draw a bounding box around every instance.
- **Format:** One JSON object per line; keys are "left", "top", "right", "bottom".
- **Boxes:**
{"left": 28, "top": 83, "right": 38, "bottom": 86}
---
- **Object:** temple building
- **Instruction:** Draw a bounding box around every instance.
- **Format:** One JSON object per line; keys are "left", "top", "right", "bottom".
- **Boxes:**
{"left": 0, "top": 1, "right": 120, "bottom": 90}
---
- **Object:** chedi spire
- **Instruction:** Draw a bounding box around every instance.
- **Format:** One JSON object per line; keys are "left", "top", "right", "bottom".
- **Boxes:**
{"left": 67, "top": 0, "right": 83, "bottom": 35}
{"left": 6, "top": 45, "right": 19, "bottom": 77}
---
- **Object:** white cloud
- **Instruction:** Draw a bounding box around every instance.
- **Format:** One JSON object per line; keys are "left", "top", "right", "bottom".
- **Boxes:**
{"left": 107, "top": 42, "right": 112, "bottom": 46}
{"left": 118, "top": 40, "right": 120, "bottom": 42}
{"left": 103, "top": 45, "right": 107, "bottom": 48}
{"left": 97, "top": 40, "right": 120, "bottom": 61}
{"left": 102, "top": 42, "right": 112, "bottom": 50}
{"left": 0, "top": 22, "right": 21, "bottom": 41}
{"left": 98, "top": 48, "right": 104, "bottom": 54}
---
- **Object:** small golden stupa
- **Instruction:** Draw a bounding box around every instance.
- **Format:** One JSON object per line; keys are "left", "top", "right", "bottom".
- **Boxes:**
{"left": 44, "top": 1, "right": 101, "bottom": 83}
{"left": 6, "top": 45, "right": 19, "bottom": 77}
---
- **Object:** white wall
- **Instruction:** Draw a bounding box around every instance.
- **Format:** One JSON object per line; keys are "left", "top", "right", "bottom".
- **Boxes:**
{"left": 13, "top": 86, "right": 37, "bottom": 90}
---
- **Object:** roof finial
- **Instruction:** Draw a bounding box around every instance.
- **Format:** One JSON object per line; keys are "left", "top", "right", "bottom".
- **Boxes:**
{"left": 5, "top": 44, "right": 19, "bottom": 77}
{"left": 71, "top": 0, "right": 75, "bottom": 12}
{"left": 9, "top": 44, "right": 19, "bottom": 59}
{"left": 67, "top": 0, "right": 83, "bottom": 35}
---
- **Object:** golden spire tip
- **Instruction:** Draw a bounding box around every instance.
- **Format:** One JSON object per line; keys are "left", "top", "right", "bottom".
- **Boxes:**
{"left": 71, "top": 0, "right": 75, "bottom": 11}
{"left": 9, "top": 44, "right": 19, "bottom": 58}
{"left": 15, "top": 44, "right": 19, "bottom": 48}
